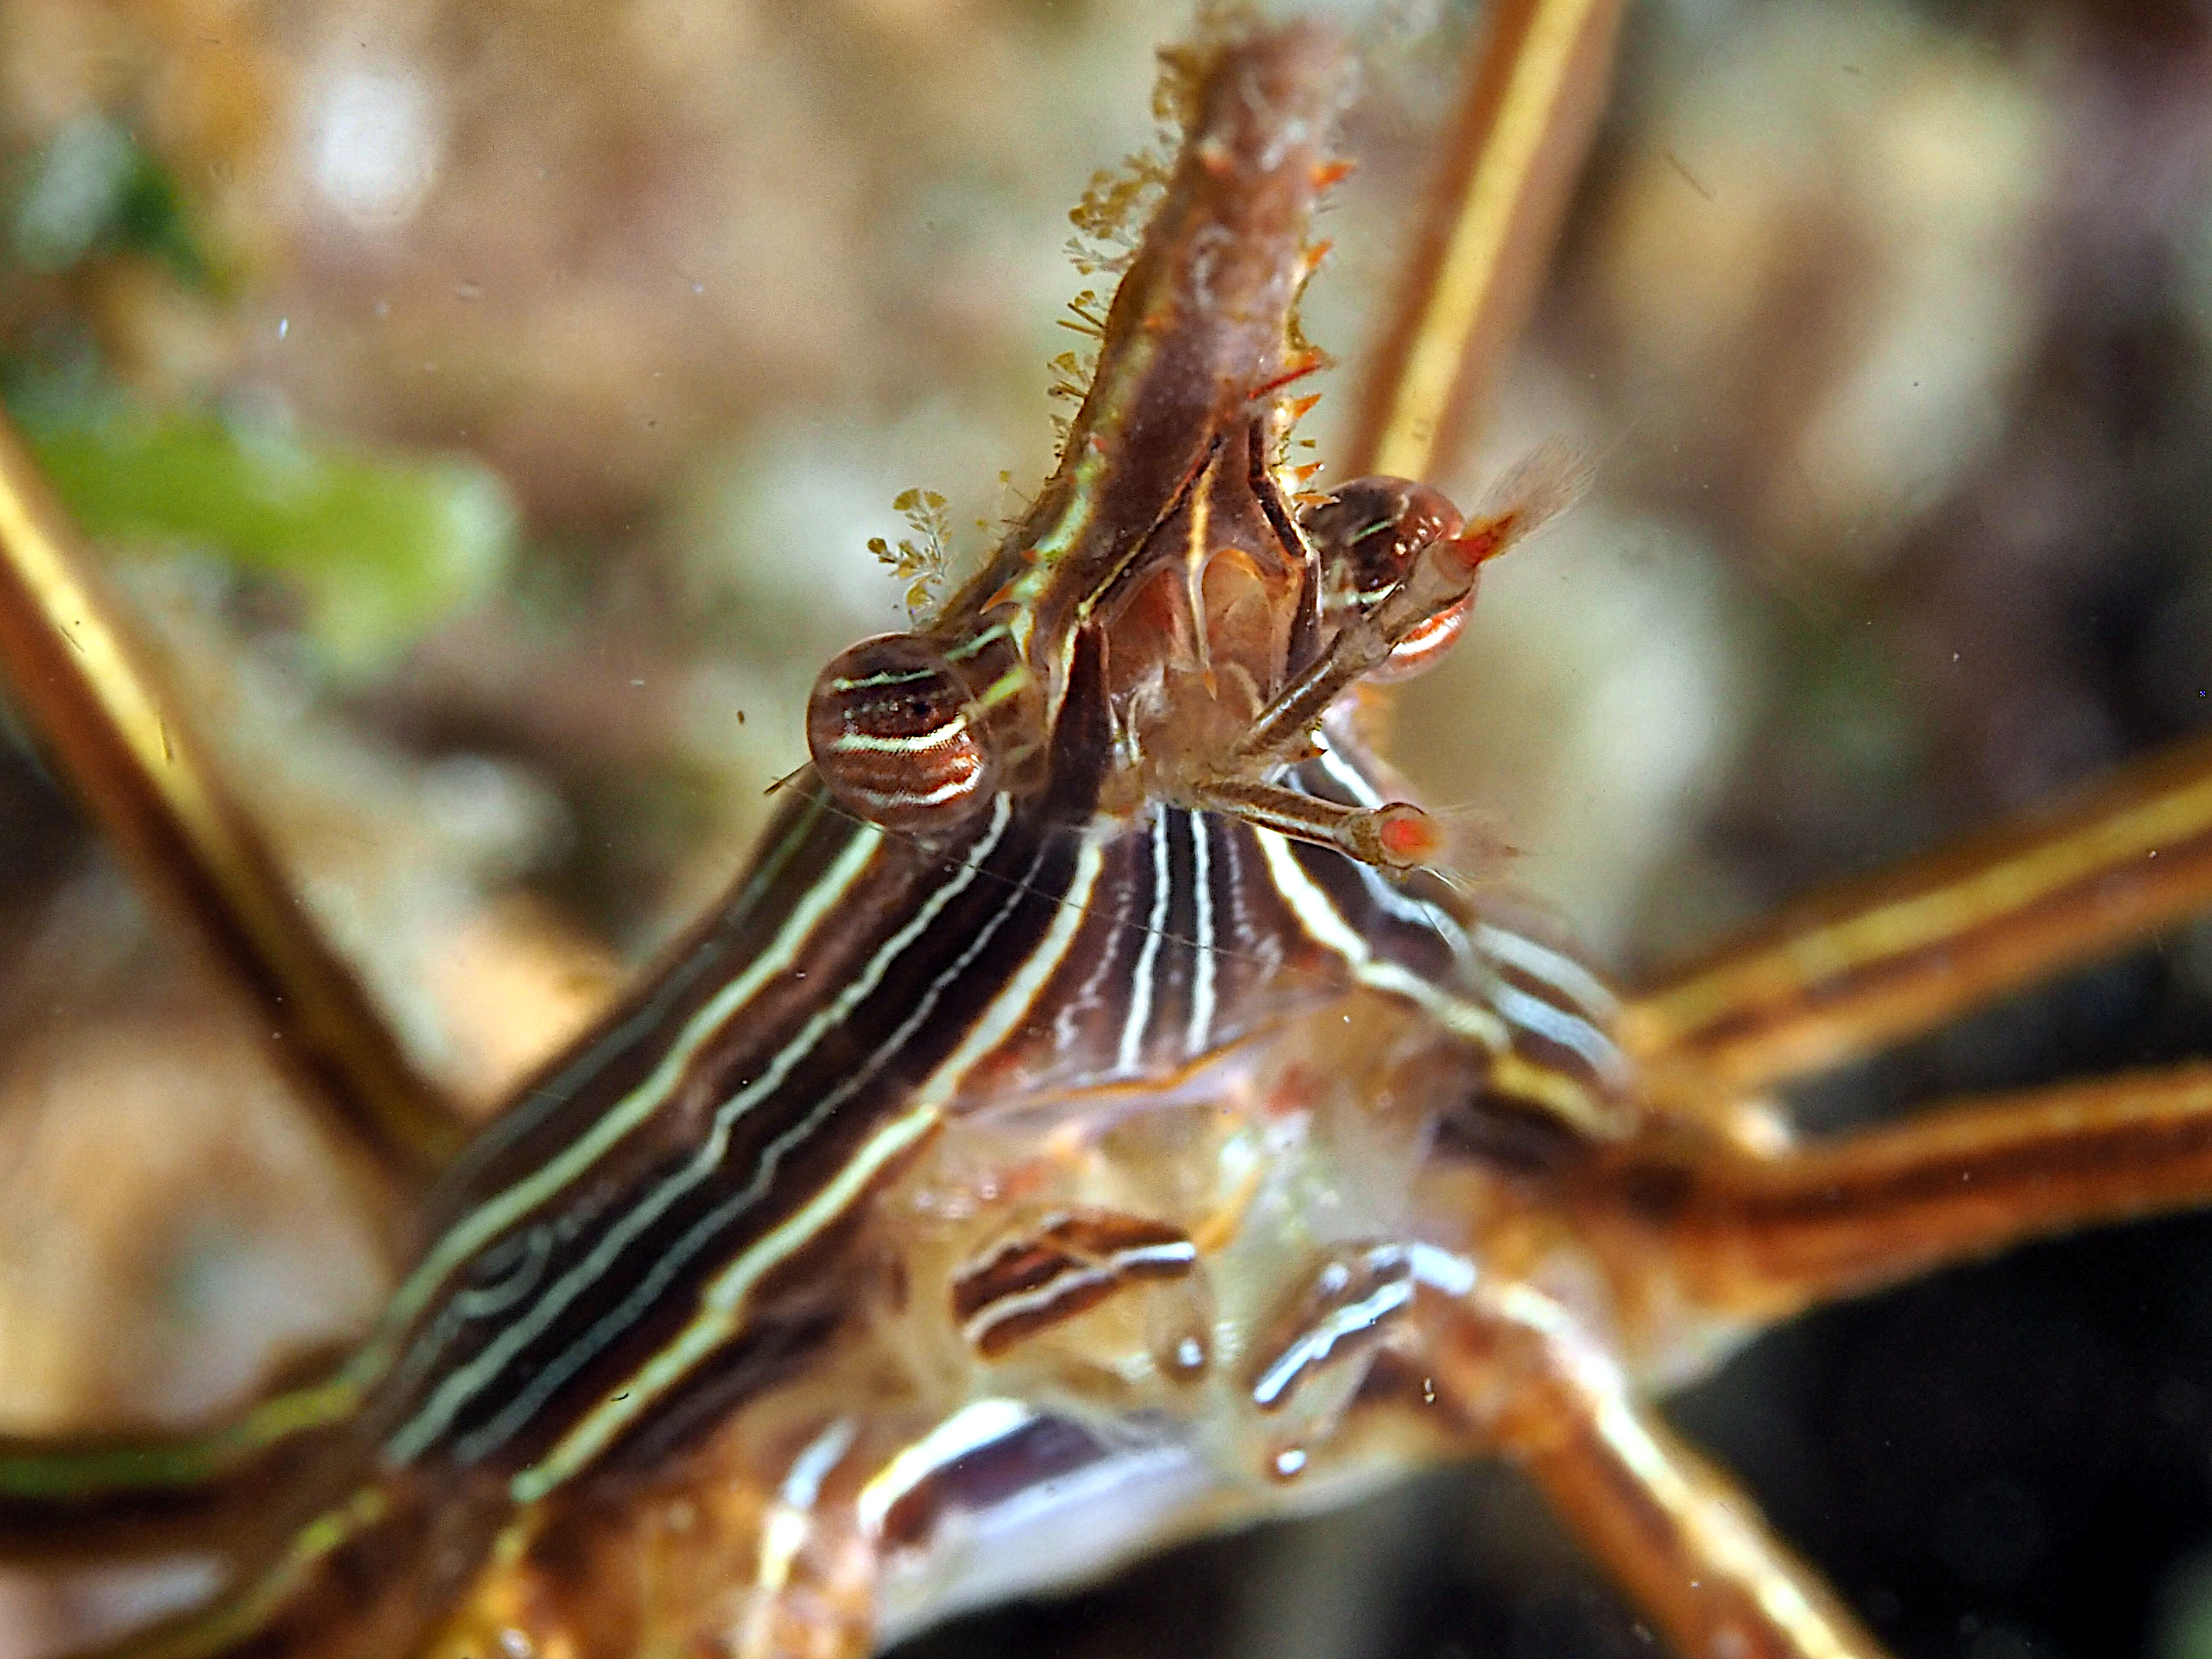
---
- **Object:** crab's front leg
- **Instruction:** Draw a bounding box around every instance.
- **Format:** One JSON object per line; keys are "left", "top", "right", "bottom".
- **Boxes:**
{"left": 415, "top": 1186, "right": 1223, "bottom": 1659}
{"left": 1364, "top": 1260, "right": 1886, "bottom": 1659}
{"left": 423, "top": 1418, "right": 891, "bottom": 1659}
{"left": 1429, "top": 1275, "right": 1883, "bottom": 1659}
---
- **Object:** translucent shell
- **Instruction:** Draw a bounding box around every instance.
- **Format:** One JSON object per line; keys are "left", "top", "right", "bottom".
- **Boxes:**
{"left": 1301, "top": 476, "right": 1471, "bottom": 683}
{"left": 807, "top": 634, "right": 999, "bottom": 834}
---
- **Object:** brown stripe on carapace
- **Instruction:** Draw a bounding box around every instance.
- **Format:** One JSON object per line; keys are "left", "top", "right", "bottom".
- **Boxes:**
{"left": 952, "top": 1211, "right": 1197, "bottom": 1358}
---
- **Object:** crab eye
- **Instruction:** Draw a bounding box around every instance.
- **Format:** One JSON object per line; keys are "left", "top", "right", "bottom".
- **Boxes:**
{"left": 807, "top": 634, "right": 1000, "bottom": 834}
{"left": 1302, "top": 476, "right": 1470, "bottom": 683}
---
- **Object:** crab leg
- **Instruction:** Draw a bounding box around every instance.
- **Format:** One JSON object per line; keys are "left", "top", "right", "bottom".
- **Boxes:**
{"left": 1608, "top": 1061, "right": 2212, "bottom": 1323}
{"left": 1621, "top": 732, "right": 2212, "bottom": 1102}
{"left": 0, "top": 1370, "right": 361, "bottom": 1566}
{"left": 0, "top": 415, "right": 467, "bottom": 1187}
{"left": 1423, "top": 1281, "right": 1885, "bottom": 1659}
{"left": 1343, "top": 0, "right": 1629, "bottom": 482}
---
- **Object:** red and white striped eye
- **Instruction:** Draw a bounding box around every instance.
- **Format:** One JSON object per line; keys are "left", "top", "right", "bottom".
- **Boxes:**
{"left": 807, "top": 634, "right": 999, "bottom": 834}
{"left": 1301, "top": 475, "right": 1471, "bottom": 683}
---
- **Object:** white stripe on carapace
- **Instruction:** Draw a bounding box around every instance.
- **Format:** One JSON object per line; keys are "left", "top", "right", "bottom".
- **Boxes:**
{"left": 828, "top": 666, "right": 941, "bottom": 692}
{"left": 1117, "top": 812, "right": 1174, "bottom": 1074}
{"left": 1303, "top": 740, "right": 1621, "bottom": 1085}
{"left": 906, "top": 834, "right": 1104, "bottom": 1114}
{"left": 754, "top": 1418, "right": 858, "bottom": 1595}
{"left": 1309, "top": 743, "right": 1473, "bottom": 954}
{"left": 961, "top": 1239, "right": 1199, "bottom": 1350}
{"left": 368, "top": 810, "right": 891, "bottom": 1392}
{"left": 1473, "top": 921, "right": 1619, "bottom": 1020}
{"left": 1249, "top": 1276, "right": 1415, "bottom": 1410}
{"left": 1181, "top": 455, "right": 1215, "bottom": 678}
{"left": 1250, "top": 830, "right": 1510, "bottom": 1052}
{"left": 1407, "top": 1243, "right": 1479, "bottom": 1298}
{"left": 507, "top": 820, "right": 1105, "bottom": 1499}
{"left": 1350, "top": 856, "right": 1472, "bottom": 957}
{"left": 508, "top": 1098, "right": 946, "bottom": 1501}
{"left": 447, "top": 1225, "right": 553, "bottom": 1320}
{"left": 828, "top": 718, "right": 973, "bottom": 754}
{"left": 854, "top": 773, "right": 983, "bottom": 812}
{"left": 1310, "top": 740, "right": 1385, "bottom": 807}
{"left": 460, "top": 805, "right": 1027, "bottom": 1468}
{"left": 941, "top": 621, "right": 1013, "bottom": 664}
{"left": 1488, "top": 977, "right": 1628, "bottom": 1083}
{"left": 1186, "top": 811, "right": 1217, "bottom": 1053}
{"left": 388, "top": 796, "right": 1013, "bottom": 1468}
{"left": 856, "top": 1398, "right": 1038, "bottom": 1541}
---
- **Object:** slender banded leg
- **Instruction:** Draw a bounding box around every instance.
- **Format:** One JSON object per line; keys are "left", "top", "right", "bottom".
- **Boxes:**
{"left": 1342, "top": 0, "right": 1628, "bottom": 482}
{"left": 1620, "top": 730, "right": 2212, "bottom": 1102}
{"left": 1601, "top": 1062, "right": 2212, "bottom": 1325}
{"left": 0, "top": 410, "right": 467, "bottom": 1187}
{"left": 0, "top": 412, "right": 447, "bottom": 1561}
{"left": 0, "top": 1367, "right": 362, "bottom": 1567}
{"left": 1420, "top": 1279, "right": 1883, "bottom": 1659}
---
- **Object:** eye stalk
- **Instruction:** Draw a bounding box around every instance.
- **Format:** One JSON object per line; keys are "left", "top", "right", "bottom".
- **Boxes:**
{"left": 1163, "top": 447, "right": 1589, "bottom": 876}
{"left": 807, "top": 634, "right": 1001, "bottom": 835}
{"left": 1302, "top": 477, "right": 1471, "bottom": 683}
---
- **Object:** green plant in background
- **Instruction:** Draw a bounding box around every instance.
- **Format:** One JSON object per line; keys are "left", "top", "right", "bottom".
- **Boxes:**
{"left": 4, "top": 111, "right": 518, "bottom": 675}
{"left": 19, "top": 407, "right": 516, "bottom": 673}
{"left": 11, "top": 112, "right": 208, "bottom": 285}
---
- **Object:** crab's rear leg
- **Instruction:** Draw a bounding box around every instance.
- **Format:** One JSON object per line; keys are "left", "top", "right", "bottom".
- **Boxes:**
{"left": 1621, "top": 730, "right": 2212, "bottom": 1106}
{"left": 0, "top": 1342, "right": 372, "bottom": 1569}
{"left": 1460, "top": 1059, "right": 2212, "bottom": 1656}
{"left": 0, "top": 414, "right": 470, "bottom": 1190}
{"left": 0, "top": 409, "right": 462, "bottom": 1564}
{"left": 1342, "top": 0, "right": 1630, "bottom": 484}
{"left": 1600, "top": 1061, "right": 2212, "bottom": 1326}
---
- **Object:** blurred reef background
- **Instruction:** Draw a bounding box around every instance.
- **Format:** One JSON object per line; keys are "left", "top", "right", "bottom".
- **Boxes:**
{"left": 2, "top": 1, "right": 2212, "bottom": 1656}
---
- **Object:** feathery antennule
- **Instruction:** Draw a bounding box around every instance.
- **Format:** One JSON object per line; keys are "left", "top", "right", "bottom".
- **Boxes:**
{"left": 1055, "top": 121, "right": 1174, "bottom": 453}
{"left": 866, "top": 488, "right": 955, "bottom": 624}
{"left": 1054, "top": 49, "right": 1196, "bottom": 442}
{"left": 1045, "top": 351, "right": 1092, "bottom": 455}
{"left": 1059, "top": 290, "right": 1110, "bottom": 339}
{"left": 1064, "top": 8, "right": 1233, "bottom": 260}
{"left": 1064, "top": 115, "right": 1179, "bottom": 280}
